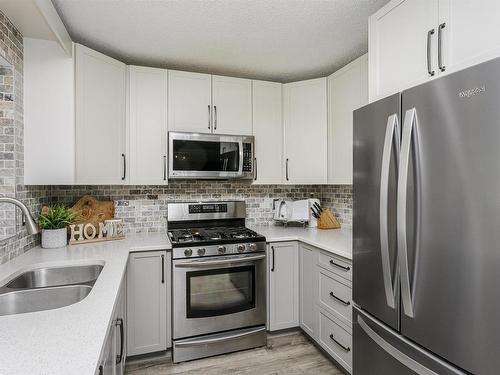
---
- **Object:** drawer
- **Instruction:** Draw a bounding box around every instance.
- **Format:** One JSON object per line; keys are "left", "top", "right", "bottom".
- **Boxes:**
{"left": 318, "top": 309, "right": 352, "bottom": 372}
{"left": 317, "top": 251, "right": 352, "bottom": 281}
{"left": 317, "top": 267, "right": 352, "bottom": 325}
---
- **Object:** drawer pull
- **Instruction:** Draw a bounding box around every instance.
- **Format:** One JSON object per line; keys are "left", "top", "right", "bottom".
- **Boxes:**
{"left": 329, "top": 260, "right": 350, "bottom": 271}
{"left": 329, "top": 291, "right": 350, "bottom": 306}
{"left": 329, "top": 334, "right": 350, "bottom": 352}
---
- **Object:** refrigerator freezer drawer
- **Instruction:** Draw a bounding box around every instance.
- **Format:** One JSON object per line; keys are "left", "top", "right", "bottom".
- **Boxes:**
{"left": 353, "top": 307, "right": 465, "bottom": 375}
{"left": 317, "top": 266, "right": 352, "bottom": 325}
{"left": 317, "top": 251, "right": 352, "bottom": 281}
{"left": 318, "top": 308, "right": 352, "bottom": 372}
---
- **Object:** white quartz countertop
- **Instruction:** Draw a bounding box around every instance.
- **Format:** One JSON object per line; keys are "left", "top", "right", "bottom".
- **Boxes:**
{"left": 0, "top": 233, "right": 171, "bottom": 375}
{"left": 249, "top": 225, "right": 352, "bottom": 260}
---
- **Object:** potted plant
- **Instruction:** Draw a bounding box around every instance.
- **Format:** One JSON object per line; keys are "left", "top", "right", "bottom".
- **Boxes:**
{"left": 38, "top": 204, "right": 79, "bottom": 249}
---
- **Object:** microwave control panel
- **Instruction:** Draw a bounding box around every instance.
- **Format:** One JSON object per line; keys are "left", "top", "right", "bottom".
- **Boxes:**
{"left": 242, "top": 143, "right": 253, "bottom": 172}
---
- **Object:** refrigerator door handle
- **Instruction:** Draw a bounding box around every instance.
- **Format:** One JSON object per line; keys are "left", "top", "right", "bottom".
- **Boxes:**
{"left": 357, "top": 314, "right": 438, "bottom": 375}
{"left": 379, "top": 114, "right": 400, "bottom": 309}
{"left": 398, "top": 108, "right": 419, "bottom": 318}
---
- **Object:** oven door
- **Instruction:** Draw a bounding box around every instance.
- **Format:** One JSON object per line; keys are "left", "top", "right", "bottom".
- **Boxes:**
{"left": 173, "top": 253, "right": 266, "bottom": 339}
{"left": 168, "top": 132, "right": 244, "bottom": 179}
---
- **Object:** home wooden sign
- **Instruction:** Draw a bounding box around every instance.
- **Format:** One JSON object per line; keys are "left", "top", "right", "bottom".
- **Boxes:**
{"left": 69, "top": 219, "right": 125, "bottom": 245}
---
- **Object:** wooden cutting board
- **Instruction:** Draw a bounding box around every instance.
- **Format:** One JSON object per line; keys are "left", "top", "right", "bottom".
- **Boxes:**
{"left": 70, "top": 195, "right": 114, "bottom": 228}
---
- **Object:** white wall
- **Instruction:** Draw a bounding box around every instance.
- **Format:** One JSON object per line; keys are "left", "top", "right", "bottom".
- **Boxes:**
{"left": 24, "top": 37, "right": 75, "bottom": 184}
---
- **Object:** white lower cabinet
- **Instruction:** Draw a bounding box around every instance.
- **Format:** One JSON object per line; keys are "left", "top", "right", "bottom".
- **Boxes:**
{"left": 267, "top": 242, "right": 299, "bottom": 331}
{"left": 299, "top": 244, "right": 316, "bottom": 338}
{"left": 97, "top": 276, "right": 126, "bottom": 375}
{"left": 127, "top": 251, "right": 170, "bottom": 356}
{"left": 317, "top": 308, "right": 352, "bottom": 372}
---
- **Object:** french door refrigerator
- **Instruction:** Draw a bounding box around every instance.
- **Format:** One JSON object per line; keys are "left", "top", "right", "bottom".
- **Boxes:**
{"left": 353, "top": 57, "right": 500, "bottom": 375}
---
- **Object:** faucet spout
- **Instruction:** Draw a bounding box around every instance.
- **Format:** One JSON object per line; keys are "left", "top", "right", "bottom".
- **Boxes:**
{"left": 0, "top": 197, "right": 39, "bottom": 235}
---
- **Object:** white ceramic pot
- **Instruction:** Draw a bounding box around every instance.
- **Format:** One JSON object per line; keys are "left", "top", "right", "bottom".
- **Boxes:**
{"left": 41, "top": 228, "right": 68, "bottom": 249}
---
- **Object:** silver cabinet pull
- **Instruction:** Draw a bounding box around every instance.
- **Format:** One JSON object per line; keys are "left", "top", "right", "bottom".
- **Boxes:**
{"left": 329, "top": 334, "right": 350, "bottom": 352}
{"left": 438, "top": 23, "right": 446, "bottom": 72}
{"left": 329, "top": 291, "right": 350, "bottom": 306}
{"left": 285, "top": 158, "right": 289, "bottom": 181}
{"left": 254, "top": 157, "right": 257, "bottom": 180}
{"left": 329, "top": 259, "right": 350, "bottom": 271}
{"left": 379, "top": 114, "right": 400, "bottom": 309}
{"left": 207, "top": 105, "right": 211, "bottom": 130}
{"left": 214, "top": 105, "right": 217, "bottom": 130}
{"left": 427, "top": 29, "right": 435, "bottom": 76}
{"left": 121, "top": 154, "right": 126, "bottom": 180}
{"left": 163, "top": 155, "right": 167, "bottom": 180}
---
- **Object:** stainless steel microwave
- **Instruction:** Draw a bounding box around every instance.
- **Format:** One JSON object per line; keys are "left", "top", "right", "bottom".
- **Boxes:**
{"left": 168, "top": 132, "right": 254, "bottom": 179}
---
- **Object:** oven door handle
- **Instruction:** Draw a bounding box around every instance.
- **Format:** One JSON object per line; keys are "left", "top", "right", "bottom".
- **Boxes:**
{"left": 175, "top": 327, "right": 266, "bottom": 347}
{"left": 174, "top": 254, "right": 266, "bottom": 267}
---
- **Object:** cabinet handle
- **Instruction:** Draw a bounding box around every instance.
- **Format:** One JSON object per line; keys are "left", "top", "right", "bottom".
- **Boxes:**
{"left": 115, "top": 318, "right": 124, "bottom": 364}
{"left": 214, "top": 105, "right": 217, "bottom": 130}
{"left": 254, "top": 157, "right": 257, "bottom": 181}
{"left": 438, "top": 22, "right": 446, "bottom": 72}
{"left": 329, "top": 334, "right": 350, "bottom": 352}
{"left": 208, "top": 105, "right": 211, "bottom": 129}
{"left": 121, "top": 154, "right": 126, "bottom": 180}
{"left": 271, "top": 246, "right": 275, "bottom": 272}
{"left": 427, "top": 29, "right": 435, "bottom": 76}
{"left": 99, "top": 365, "right": 103, "bottom": 375}
{"left": 329, "top": 259, "right": 350, "bottom": 271}
{"left": 161, "top": 254, "right": 165, "bottom": 284}
{"left": 329, "top": 291, "right": 351, "bottom": 306}
{"left": 285, "top": 158, "right": 289, "bottom": 181}
{"left": 163, "top": 155, "right": 167, "bottom": 180}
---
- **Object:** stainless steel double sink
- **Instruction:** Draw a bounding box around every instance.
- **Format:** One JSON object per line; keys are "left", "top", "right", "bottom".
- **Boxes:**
{"left": 0, "top": 264, "right": 103, "bottom": 316}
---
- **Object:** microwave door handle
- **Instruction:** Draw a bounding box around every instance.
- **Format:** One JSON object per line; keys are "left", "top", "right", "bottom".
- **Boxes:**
{"left": 238, "top": 140, "right": 244, "bottom": 176}
{"left": 175, "top": 254, "right": 266, "bottom": 267}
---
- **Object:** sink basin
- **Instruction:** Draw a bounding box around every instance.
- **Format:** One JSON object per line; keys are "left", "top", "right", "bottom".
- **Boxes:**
{"left": 0, "top": 285, "right": 92, "bottom": 316}
{"left": 5, "top": 264, "right": 103, "bottom": 289}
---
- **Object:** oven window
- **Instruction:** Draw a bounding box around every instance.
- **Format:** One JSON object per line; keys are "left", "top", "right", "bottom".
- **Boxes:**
{"left": 186, "top": 266, "right": 255, "bottom": 318}
{"left": 172, "top": 140, "right": 240, "bottom": 172}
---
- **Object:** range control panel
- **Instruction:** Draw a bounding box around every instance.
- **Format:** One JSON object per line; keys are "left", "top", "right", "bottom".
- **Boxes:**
{"left": 189, "top": 203, "right": 228, "bottom": 214}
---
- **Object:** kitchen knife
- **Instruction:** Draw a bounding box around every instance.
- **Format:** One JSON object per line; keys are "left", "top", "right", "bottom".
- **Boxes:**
{"left": 314, "top": 202, "right": 323, "bottom": 213}
{"left": 311, "top": 206, "right": 320, "bottom": 218}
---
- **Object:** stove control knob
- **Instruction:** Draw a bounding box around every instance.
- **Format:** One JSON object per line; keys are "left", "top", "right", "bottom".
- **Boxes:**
{"left": 218, "top": 246, "right": 226, "bottom": 254}
{"left": 197, "top": 248, "right": 206, "bottom": 256}
{"left": 248, "top": 243, "right": 257, "bottom": 251}
{"left": 237, "top": 244, "right": 246, "bottom": 253}
{"left": 184, "top": 248, "right": 193, "bottom": 257}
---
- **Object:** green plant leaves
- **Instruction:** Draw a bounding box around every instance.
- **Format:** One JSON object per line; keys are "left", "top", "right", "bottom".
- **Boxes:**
{"left": 38, "top": 204, "right": 80, "bottom": 230}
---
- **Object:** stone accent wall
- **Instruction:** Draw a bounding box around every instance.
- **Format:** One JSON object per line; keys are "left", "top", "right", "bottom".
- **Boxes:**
{"left": 0, "top": 12, "right": 51, "bottom": 264}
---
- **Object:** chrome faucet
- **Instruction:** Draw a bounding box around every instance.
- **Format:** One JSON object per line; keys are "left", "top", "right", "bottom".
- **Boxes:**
{"left": 0, "top": 197, "right": 39, "bottom": 235}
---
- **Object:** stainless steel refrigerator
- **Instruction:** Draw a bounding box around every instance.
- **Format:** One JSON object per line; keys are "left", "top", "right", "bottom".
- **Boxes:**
{"left": 353, "top": 57, "right": 500, "bottom": 375}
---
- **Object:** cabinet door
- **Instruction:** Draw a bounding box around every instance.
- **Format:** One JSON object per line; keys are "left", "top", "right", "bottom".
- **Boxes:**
{"left": 369, "top": 0, "right": 438, "bottom": 102}
{"left": 113, "top": 279, "right": 126, "bottom": 375}
{"left": 283, "top": 78, "right": 327, "bottom": 184}
{"left": 439, "top": 0, "right": 500, "bottom": 75}
{"left": 75, "top": 44, "right": 127, "bottom": 184}
{"left": 328, "top": 55, "right": 368, "bottom": 184}
{"left": 252, "top": 80, "right": 283, "bottom": 184}
{"left": 168, "top": 70, "right": 212, "bottom": 133}
{"left": 212, "top": 75, "right": 252, "bottom": 135}
{"left": 268, "top": 242, "right": 299, "bottom": 331}
{"left": 300, "top": 244, "right": 316, "bottom": 338}
{"left": 127, "top": 251, "right": 168, "bottom": 356}
{"left": 128, "top": 66, "right": 168, "bottom": 185}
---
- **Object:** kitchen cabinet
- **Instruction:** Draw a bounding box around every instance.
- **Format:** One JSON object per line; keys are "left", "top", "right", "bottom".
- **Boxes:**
{"left": 369, "top": 0, "right": 500, "bottom": 102}
{"left": 212, "top": 75, "right": 252, "bottom": 135}
{"left": 127, "top": 250, "right": 170, "bottom": 356}
{"left": 299, "top": 243, "right": 316, "bottom": 338}
{"left": 128, "top": 66, "right": 168, "bottom": 185}
{"left": 283, "top": 78, "right": 328, "bottom": 184}
{"left": 167, "top": 70, "right": 212, "bottom": 133}
{"left": 252, "top": 80, "right": 283, "bottom": 184}
{"left": 328, "top": 54, "right": 368, "bottom": 184}
{"left": 268, "top": 242, "right": 299, "bottom": 331}
{"left": 75, "top": 43, "right": 127, "bottom": 184}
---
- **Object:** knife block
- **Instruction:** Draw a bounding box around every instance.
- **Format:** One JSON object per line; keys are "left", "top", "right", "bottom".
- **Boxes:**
{"left": 317, "top": 208, "right": 341, "bottom": 229}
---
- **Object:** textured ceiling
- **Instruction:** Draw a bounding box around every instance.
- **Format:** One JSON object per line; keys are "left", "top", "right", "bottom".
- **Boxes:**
{"left": 52, "top": 0, "right": 389, "bottom": 82}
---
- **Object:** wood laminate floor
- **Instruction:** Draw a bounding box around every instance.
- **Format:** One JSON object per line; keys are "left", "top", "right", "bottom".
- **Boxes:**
{"left": 125, "top": 332, "right": 343, "bottom": 375}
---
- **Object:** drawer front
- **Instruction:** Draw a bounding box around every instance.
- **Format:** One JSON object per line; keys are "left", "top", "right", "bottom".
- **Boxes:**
{"left": 317, "top": 251, "right": 352, "bottom": 281}
{"left": 318, "top": 309, "right": 352, "bottom": 372}
{"left": 318, "top": 267, "right": 352, "bottom": 324}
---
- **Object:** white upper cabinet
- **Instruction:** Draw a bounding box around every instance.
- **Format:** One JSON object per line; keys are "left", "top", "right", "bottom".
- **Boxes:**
{"left": 128, "top": 66, "right": 168, "bottom": 185}
{"left": 75, "top": 44, "right": 127, "bottom": 184}
{"left": 212, "top": 75, "right": 252, "bottom": 135}
{"left": 328, "top": 55, "right": 368, "bottom": 185}
{"left": 438, "top": 0, "right": 500, "bottom": 76}
{"left": 283, "top": 78, "right": 328, "bottom": 184}
{"left": 369, "top": 0, "right": 439, "bottom": 102}
{"left": 168, "top": 70, "right": 212, "bottom": 133}
{"left": 252, "top": 80, "right": 283, "bottom": 184}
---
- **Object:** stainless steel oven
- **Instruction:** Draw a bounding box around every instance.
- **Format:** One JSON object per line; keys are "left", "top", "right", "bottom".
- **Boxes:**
{"left": 168, "top": 132, "right": 254, "bottom": 179}
{"left": 173, "top": 252, "right": 266, "bottom": 339}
